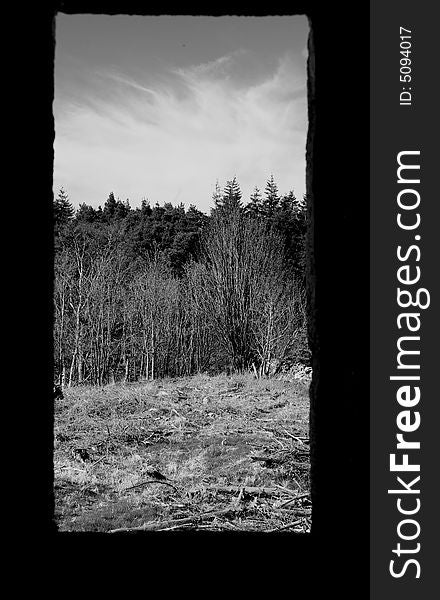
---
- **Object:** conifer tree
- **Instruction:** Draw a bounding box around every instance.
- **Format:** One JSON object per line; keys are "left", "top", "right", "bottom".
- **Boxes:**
{"left": 211, "top": 180, "right": 223, "bottom": 210}
{"left": 76, "top": 203, "right": 98, "bottom": 223}
{"left": 103, "top": 192, "right": 118, "bottom": 220}
{"left": 280, "top": 190, "right": 305, "bottom": 213}
{"left": 245, "top": 186, "right": 264, "bottom": 218}
{"left": 141, "top": 197, "right": 152, "bottom": 217}
{"left": 211, "top": 177, "right": 242, "bottom": 215}
{"left": 221, "top": 176, "right": 243, "bottom": 214}
{"left": 54, "top": 188, "right": 74, "bottom": 227}
{"left": 263, "top": 174, "right": 280, "bottom": 215}
{"left": 222, "top": 176, "right": 242, "bottom": 210}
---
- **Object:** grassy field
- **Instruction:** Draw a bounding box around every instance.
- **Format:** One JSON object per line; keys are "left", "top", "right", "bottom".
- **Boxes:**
{"left": 53, "top": 373, "right": 311, "bottom": 533}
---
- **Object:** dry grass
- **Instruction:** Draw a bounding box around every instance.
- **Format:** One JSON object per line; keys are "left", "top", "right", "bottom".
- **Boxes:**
{"left": 53, "top": 373, "right": 311, "bottom": 533}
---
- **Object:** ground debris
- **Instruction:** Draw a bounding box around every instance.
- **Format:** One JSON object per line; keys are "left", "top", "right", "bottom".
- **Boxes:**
{"left": 54, "top": 373, "right": 310, "bottom": 532}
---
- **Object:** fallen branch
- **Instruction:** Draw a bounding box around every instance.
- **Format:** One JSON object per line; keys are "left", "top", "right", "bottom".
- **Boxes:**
{"left": 108, "top": 506, "right": 238, "bottom": 533}
{"left": 199, "top": 485, "right": 297, "bottom": 497}
{"left": 56, "top": 466, "right": 85, "bottom": 472}
{"left": 274, "top": 492, "right": 310, "bottom": 509}
{"left": 155, "top": 523, "right": 195, "bottom": 531}
{"left": 277, "top": 508, "right": 311, "bottom": 517}
{"left": 122, "top": 479, "right": 182, "bottom": 495}
{"left": 271, "top": 438, "right": 287, "bottom": 450}
{"left": 267, "top": 401, "right": 287, "bottom": 410}
{"left": 272, "top": 484, "right": 301, "bottom": 496}
{"left": 265, "top": 519, "right": 303, "bottom": 533}
{"left": 279, "top": 428, "right": 305, "bottom": 444}
{"left": 262, "top": 427, "right": 309, "bottom": 446}
{"left": 89, "top": 455, "right": 107, "bottom": 468}
{"left": 250, "top": 455, "right": 284, "bottom": 466}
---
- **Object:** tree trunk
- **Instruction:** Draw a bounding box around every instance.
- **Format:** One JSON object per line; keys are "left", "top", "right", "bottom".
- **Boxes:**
{"left": 68, "top": 349, "right": 77, "bottom": 387}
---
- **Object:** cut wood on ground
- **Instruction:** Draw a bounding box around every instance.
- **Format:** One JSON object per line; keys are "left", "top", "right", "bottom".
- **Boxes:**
{"left": 54, "top": 372, "right": 311, "bottom": 532}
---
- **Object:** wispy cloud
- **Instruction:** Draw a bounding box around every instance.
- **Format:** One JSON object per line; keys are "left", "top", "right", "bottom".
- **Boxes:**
{"left": 174, "top": 48, "right": 247, "bottom": 81}
{"left": 103, "top": 72, "right": 161, "bottom": 99}
{"left": 54, "top": 49, "right": 307, "bottom": 212}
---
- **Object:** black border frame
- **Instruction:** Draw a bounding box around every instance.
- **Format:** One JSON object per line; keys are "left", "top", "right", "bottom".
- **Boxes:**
{"left": 26, "top": 2, "right": 370, "bottom": 595}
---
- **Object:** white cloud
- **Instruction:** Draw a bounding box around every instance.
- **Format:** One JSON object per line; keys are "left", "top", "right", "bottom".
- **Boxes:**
{"left": 53, "top": 51, "right": 307, "bottom": 212}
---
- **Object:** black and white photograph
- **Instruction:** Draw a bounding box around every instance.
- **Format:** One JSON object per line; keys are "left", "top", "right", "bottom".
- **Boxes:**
{"left": 52, "top": 14, "right": 313, "bottom": 534}
{"left": 38, "top": 1, "right": 436, "bottom": 596}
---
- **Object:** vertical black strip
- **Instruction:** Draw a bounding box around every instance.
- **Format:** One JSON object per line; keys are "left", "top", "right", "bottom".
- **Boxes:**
{"left": 371, "top": 1, "right": 438, "bottom": 596}
{"left": 307, "top": 4, "right": 370, "bottom": 595}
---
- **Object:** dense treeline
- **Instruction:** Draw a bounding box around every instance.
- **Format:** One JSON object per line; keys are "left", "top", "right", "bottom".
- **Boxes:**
{"left": 53, "top": 176, "right": 309, "bottom": 386}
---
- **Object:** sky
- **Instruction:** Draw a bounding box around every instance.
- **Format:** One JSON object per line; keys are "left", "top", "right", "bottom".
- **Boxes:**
{"left": 53, "top": 15, "right": 309, "bottom": 214}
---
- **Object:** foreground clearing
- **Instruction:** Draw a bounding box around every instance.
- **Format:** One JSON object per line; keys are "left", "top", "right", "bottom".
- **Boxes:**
{"left": 54, "top": 373, "right": 311, "bottom": 532}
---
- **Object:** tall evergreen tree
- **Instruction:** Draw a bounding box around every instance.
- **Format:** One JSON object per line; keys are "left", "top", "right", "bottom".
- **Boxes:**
{"left": 76, "top": 203, "right": 98, "bottom": 223}
{"left": 274, "top": 189, "right": 307, "bottom": 277}
{"left": 280, "top": 190, "right": 304, "bottom": 213}
{"left": 103, "top": 192, "right": 118, "bottom": 221}
{"left": 211, "top": 180, "right": 223, "bottom": 210}
{"left": 245, "top": 186, "right": 264, "bottom": 218}
{"left": 102, "top": 192, "right": 131, "bottom": 222}
{"left": 222, "top": 176, "right": 242, "bottom": 210}
{"left": 262, "top": 175, "right": 280, "bottom": 216}
{"left": 96, "top": 205, "right": 104, "bottom": 221}
{"left": 141, "top": 197, "right": 152, "bottom": 217}
{"left": 54, "top": 188, "right": 74, "bottom": 227}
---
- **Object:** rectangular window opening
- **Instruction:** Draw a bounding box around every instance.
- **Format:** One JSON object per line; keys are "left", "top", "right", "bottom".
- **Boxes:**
{"left": 52, "top": 13, "right": 313, "bottom": 534}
